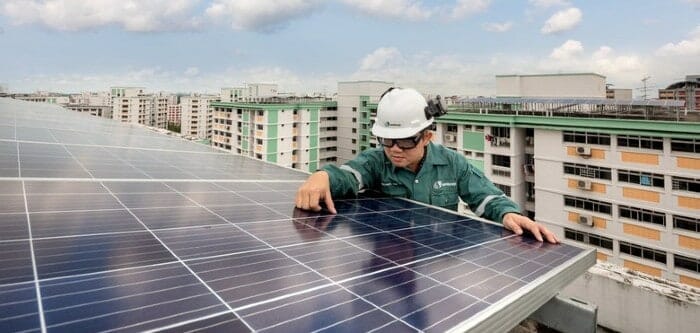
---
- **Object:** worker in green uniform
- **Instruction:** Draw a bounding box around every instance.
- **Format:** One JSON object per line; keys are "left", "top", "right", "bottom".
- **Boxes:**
{"left": 295, "top": 87, "right": 558, "bottom": 244}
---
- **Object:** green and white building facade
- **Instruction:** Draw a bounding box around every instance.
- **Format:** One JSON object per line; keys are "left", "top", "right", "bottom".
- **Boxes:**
{"left": 434, "top": 98, "right": 700, "bottom": 288}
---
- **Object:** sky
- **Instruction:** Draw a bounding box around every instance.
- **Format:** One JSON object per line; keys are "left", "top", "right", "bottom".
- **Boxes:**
{"left": 0, "top": 0, "right": 699, "bottom": 97}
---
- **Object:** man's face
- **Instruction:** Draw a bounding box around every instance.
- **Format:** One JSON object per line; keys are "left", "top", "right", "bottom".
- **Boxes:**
{"left": 382, "top": 131, "right": 432, "bottom": 172}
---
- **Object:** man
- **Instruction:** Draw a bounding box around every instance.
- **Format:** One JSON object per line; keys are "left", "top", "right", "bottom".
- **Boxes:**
{"left": 295, "top": 87, "right": 558, "bottom": 243}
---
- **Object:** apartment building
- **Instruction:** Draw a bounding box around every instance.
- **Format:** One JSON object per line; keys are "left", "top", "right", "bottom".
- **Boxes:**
{"left": 434, "top": 97, "right": 699, "bottom": 287}
{"left": 12, "top": 92, "right": 69, "bottom": 104}
{"left": 606, "top": 88, "right": 633, "bottom": 100}
{"left": 336, "top": 81, "right": 393, "bottom": 164}
{"left": 659, "top": 75, "right": 700, "bottom": 112}
{"left": 180, "top": 94, "right": 219, "bottom": 140}
{"left": 167, "top": 104, "right": 181, "bottom": 126}
{"left": 110, "top": 87, "right": 169, "bottom": 129}
{"left": 64, "top": 104, "right": 112, "bottom": 118}
{"left": 220, "top": 83, "right": 279, "bottom": 103}
{"left": 211, "top": 98, "right": 337, "bottom": 173}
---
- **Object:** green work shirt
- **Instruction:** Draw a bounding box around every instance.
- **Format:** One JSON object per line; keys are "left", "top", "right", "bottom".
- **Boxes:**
{"left": 321, "top": 142, "right": 521, "bottom": 223}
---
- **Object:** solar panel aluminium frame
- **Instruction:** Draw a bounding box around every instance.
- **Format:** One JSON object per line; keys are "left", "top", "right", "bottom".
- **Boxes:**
{"left": 390, "top": 198, "right": 597, "bottom": 333}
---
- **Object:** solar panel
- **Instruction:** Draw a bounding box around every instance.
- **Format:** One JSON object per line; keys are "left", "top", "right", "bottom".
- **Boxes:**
{"left": 0, "top": 98, "right": 595, "bottom": 332}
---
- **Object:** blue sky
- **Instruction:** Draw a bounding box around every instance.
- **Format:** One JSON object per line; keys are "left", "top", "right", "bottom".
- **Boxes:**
{"left": 1, "top": 0, "right": 699, "bottom": 97}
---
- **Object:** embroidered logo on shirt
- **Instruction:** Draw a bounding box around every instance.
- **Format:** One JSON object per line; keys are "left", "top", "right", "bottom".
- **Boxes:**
{"left": 433, "top": 180, "right": 457, "bottom": 190}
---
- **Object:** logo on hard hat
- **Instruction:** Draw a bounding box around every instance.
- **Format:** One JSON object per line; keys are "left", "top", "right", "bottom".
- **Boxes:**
{"left": 384, "top": 121, "right": 402, "bottom": 127}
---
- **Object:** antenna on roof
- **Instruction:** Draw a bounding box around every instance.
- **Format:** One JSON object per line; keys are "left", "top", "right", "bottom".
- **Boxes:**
{"left": 636, "top": 75, "right": 657, "bottom": 100}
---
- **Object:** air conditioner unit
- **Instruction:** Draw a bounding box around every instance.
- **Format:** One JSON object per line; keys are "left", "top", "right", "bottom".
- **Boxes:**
{"left": 576, "top": 180, "right": 592, "bottom": 191}
{"left": 445, "top": 134, "right": 456, "bottom": 143}
{"left": 576, "top": 146, "right": 591, "bottom": 157}
{"left": 578, "top": 215, "right": 594, "bottom": 227}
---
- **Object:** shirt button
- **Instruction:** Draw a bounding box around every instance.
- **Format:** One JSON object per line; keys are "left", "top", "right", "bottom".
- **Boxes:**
{"left": 415, "top": 180, "right": 419, "bottom": 183}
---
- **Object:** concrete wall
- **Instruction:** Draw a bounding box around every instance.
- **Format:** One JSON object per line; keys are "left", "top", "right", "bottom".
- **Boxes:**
{"left": 562, "top": 263, "right": 699, "bottom": 333}
{"left": 496, "top": 74, "right": 606, "bottom": 98}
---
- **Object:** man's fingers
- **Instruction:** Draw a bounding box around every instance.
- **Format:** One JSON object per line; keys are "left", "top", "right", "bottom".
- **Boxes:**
{"left": 309, "top": 191, "right": 322, "bottom": 212}
{"left": 324, "top": 189, "right": 337, "bottom": 214}
{"left": 505, "top": 220, "right": 523, "bottom": 235}
{"left": 542, "top": 228, "right": 559, "bottom": 244}
{"left": 528, "top": 224, "right": 544, "bottom": 242}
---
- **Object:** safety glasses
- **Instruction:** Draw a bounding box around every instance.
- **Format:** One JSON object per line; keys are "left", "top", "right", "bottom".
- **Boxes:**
{"left": 377, "top": 132, "right": 423, "bottom": 149}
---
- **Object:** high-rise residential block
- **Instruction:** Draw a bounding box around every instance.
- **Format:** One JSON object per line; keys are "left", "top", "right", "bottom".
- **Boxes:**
{"left": 211, "top": 97, "right": 337, "bottom": 173}
{"left": 336, "top": 81, "right": 393, "bottom": 164}
{"left": 433, "top": 74, "right": 699, "bottom": 287}
{"left": 180, "top": 94, "right": 219, "bottom": 140}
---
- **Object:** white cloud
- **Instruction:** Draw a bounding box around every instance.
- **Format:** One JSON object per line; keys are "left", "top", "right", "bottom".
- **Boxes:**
{"left": 536, "top": 41, "right": 648, "bottom": 93}
{"left": 482, "top": 22, "right": 513, "bottom": 32}
{"left": 352, "top": 47, "right": 504, "bottom": 96}
{"left": 450, "top": 0, "right": 491, "bottom": 20}
{"left": 184, "top": 67, "right": 200, "bottom": 76}
{"left": 655, "top": 25, "right": 700, "bottom": 56}
{"left": 359, "top": 47, "right": 404, "bottom": 71}
{"left": 528, "top": 0, "right": 570, "bottom": 8}
{"left": 541, "top": 7, "right": 582, "bottom": 34}
{"left": 684, "top": 0, "right": 700, "bottom": 8}
{"left": 341, "top": 0, "right": 432, "bottom": 21}
{"left": 549, "top": 40, "right": 583, "bottom": 60}
{"left": 0, "top": 0, "right": 201, "bottom": 32}
{"left": 205, "top": 0, "right": 322, "bottom": 32}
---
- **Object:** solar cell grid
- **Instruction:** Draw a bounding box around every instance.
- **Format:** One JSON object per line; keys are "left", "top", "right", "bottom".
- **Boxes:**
{"left": 0, "top": 98, "right": 594, "bottom": 333}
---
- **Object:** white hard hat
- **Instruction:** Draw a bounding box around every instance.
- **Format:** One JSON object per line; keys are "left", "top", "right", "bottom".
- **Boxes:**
{"left": 372, "top": 88, "right": 433, "bottom": 139}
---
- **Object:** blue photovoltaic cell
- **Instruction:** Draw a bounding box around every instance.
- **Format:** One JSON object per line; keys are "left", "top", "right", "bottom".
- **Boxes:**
{"left": 130, "top": 206, "right": 227, "bottom": 229}
{"left": 27, "top": 193, "right": 123, "bottom": 212}
{"left": 188, "top": 249, "right": 327, "bottom": 309}
{"left": 29, "top": 210, "right": 144, "bottom": 238}
{"left": 155, "top": 224, "right": 267, "bottom": 259}
{"left": 0, "top": 99, "right": 594, "bottom": 333}
{"left": 237, "top": 285, "right": 417, "bottom": 333}
{"left": 1, "top": 213, "right": 28, "bottom": 241}
{"left": 33, "top": 232, "right": 176, "bottom": 279}
{"left": 0, "top": 282, "right": 41, "bottom": 333}
{"left": 40, "top": 263, "right": 232, "bottom": 332}
{"left": 157, "top": 312, "right": 252, "bottom": 333}
{"left": 0, "top": 240, "right": 34, "bottom": 285}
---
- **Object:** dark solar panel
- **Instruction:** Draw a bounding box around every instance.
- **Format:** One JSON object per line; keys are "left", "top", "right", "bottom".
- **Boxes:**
{"left": 0, "top": 98, "right": 595, "bottom": 332}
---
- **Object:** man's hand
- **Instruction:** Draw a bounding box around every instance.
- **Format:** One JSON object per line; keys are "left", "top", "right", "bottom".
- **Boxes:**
{"left": 295, "top": 171, "right": 337, "bottom": 214}
{"left": 502, "top": 213, "right": 559, "bottom": 244}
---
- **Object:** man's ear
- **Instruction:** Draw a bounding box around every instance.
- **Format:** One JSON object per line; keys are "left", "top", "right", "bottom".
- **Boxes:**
{"left": 423, "top": 131, "right": 434, "bottom": 142}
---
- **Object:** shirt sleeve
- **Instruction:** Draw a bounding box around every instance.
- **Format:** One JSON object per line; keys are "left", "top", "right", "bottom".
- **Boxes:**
{"left": 457, "top": 159, "right": 521, "bottom": 223}
{"left": 319, "top": 149, "right": 383, "bottom": 198}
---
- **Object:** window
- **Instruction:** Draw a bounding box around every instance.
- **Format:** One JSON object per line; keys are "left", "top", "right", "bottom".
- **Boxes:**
{"left": 671, "top": 138, "right": 699, "bottom": 153}
{"left": 564, "top": 228, "right": 613, "bottom": 250}
{"left": 675, "top": 254, "right": 700, "bottom": 273}
{"left": 492, "top": 154, "right": 511, "bottom": 168}
{"left": 564, "top": 196, "right": 612, "bottom": 215}
{"left": 563, "top": 163, "right": 612, "bottom": 180}
{"left": 619, "top": 205, "right": 666, "bottom": 226}
{"left": 526, "top": 182, "right": 535, "bottom": 202}
{"left": 563, "top": 131, "right": 611, "bottom": 145}
{"left": 674, "top": 215, "right": 700, "bottom": 233}
{"left": 618, "top": 169, "right": 664, "bottom": 188}
{"left": 474, "top": 126, "right": 484, "bottom": 132}
{"left": 619, "top": 241, "right": 666, "bottom": 264}
{"left": 491, "top": 127, "right": 510, "bottom": 138}
{"left": 257, "top": 110, "right": 264, "bottom": 116}
{"left": 256, "top": 139, "right": 263, "bottom": 145}
{"left": 617, "top": 135, "right": 663, "bottom": 150}
{"left": 446, "top": 124, "right": 458, "bottom": 132}
{"left": 672, "top": 176, "right": 700, "bottom": 193}
{"left": 494, "top": 183, "right": 511, "bottom": 197}
{"left": 256, "top": 124, "right": 263, "bottom": 130}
